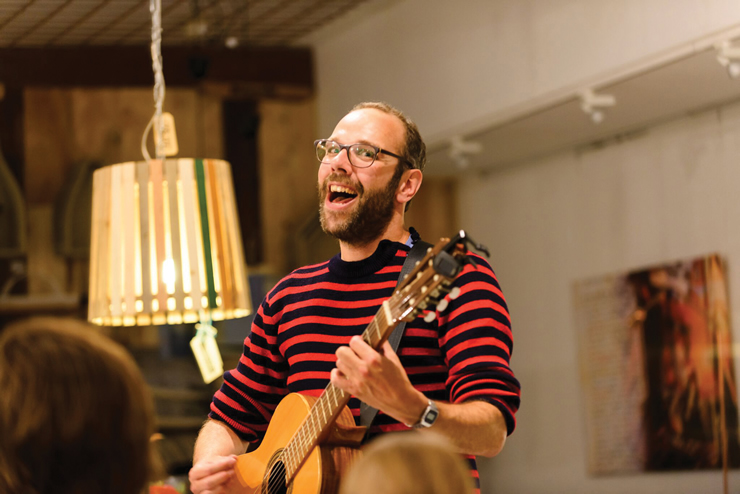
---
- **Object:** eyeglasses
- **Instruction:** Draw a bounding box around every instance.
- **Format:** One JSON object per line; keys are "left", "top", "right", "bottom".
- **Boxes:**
{"left": 314, "top": 139, "right": 411, "bottom": 169}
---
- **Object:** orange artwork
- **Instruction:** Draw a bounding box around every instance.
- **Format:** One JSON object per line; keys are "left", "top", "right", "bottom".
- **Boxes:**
{"left": 574, "top": 254, "right": 739, "bottom": 474}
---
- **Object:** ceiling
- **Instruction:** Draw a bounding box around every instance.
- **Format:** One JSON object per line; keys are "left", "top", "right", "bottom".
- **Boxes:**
{"left": 0, "top": 0, "right": 369, "bottom": 48}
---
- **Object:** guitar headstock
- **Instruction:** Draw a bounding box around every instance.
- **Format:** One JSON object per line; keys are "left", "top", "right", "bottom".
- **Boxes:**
{"left": 391, "top": 230, "right": 490, "bottom": 324}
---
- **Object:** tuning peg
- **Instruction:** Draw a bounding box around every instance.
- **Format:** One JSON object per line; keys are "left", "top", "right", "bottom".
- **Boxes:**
{"left": 449, "top": 287, "right": 461, "bottom": 300}
{"left": 437, "top": 299, "right": 448, "bottom": 312}
{"left": 424, "top": 311, "right": 436, "bottom": 323}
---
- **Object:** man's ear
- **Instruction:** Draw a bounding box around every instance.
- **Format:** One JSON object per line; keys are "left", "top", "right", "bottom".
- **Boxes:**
{"left": 397, "top": 168, "right": 423, "bottom": 206}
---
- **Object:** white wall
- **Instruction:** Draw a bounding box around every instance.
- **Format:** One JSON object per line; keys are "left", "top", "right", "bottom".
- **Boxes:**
{"left": 304, "top": 1, "right": 740, "bottom": 492}
{"left": 465, "top": 102, "right": 740, "bottom": 493}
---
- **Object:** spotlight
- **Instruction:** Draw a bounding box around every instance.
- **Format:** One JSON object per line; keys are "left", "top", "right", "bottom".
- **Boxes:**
{"left": 579, "top": 88, "right": 615, "bottom": 124}
{"left": 448, "top": 135, "right": 482, "bottom": 169}
{"left": 728, "top": 61, "right": 740, "bottom": 79}
{"left": 715, "top": 39, "right": 740, "bottom": 79}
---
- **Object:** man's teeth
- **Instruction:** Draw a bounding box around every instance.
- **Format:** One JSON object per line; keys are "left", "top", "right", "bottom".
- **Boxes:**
{"left": 330, "top": 185, "right": 356, "bottom": 195}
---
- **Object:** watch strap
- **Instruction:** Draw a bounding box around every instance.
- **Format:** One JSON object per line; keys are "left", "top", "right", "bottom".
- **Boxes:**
{"left": 406, "top": 399, "right": 439, "bottom": 428}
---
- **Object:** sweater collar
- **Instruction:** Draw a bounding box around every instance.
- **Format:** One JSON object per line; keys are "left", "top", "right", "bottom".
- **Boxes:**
{"left": 328, "top": 227, "right": 419, "bottom": 279}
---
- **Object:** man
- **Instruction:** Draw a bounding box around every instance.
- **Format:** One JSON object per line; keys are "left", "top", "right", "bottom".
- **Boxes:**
{"left": 189, "top": 102, "right": 520, "bottom": 493}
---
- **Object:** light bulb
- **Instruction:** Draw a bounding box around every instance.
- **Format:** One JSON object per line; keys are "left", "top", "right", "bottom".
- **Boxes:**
{"left": 162, "top": 259, "right": 176, "bottom": 294}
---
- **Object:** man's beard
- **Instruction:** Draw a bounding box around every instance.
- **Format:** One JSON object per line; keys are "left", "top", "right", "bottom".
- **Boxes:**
{"left": 318, "top": 165, "right": 404, "bottom": 247}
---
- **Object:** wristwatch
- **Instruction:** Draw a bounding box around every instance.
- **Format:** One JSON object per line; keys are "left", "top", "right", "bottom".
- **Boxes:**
{"left": 406, "top": 399, "right": 439, "bottom": 428}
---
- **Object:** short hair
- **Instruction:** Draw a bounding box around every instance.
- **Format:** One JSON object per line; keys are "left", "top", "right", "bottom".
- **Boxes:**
{"left": 351, "top": 101, "right": 426, "bottom": 172}
{"left": 339, "top": 432, "right": 474, "bottom": 494}
{"left": 0, "top": 317, "right": 160, "bottom": 494}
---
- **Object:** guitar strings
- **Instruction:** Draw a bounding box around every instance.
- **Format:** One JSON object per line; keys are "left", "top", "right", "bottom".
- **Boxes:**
{"left": 265, "top": 459, "right": 286, "bottom": 494}
{"left": 266, "top": 264, "right": 447, "bottom": 491}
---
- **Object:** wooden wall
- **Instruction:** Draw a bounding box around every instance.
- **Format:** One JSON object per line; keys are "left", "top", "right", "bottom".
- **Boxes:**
{"left": 406, "top": 176, "right": 459, "bottom": 244}
{"left": 23, "top": 87, "right": 224, "bottom": 300}
{"left": 257, "top": 98, "right": 322, "bottom": 275}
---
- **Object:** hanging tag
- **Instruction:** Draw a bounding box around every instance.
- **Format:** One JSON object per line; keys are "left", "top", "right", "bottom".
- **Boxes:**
{"left": 153, "top": 112, "right": 179, "bottom": 157}
{"left": 190, "top": 323, "right": 223, "bottom": 384}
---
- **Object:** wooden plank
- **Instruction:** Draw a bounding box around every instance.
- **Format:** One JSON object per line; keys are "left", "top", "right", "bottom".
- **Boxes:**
{"left": 0, "top": 46, "right": 313, "bottom": 90}
{"left": 109, "top": 164, "right": 123, "bottom": 320}
{"left": 178, "top": 159, "right": 203, "bottom": 313}
{"left": 88, "top": 168, "right": 106, "bottom": 322}
{"left": 136, "top": 161, "right": 152, "bottom": 319}
{"left": 165, "top": 159, "right": 184, "bottom": 313}
{"left": 218, "top": 159, "right": 250, "bottom": 316}
{"left": 223, "top": 100, "right": 262, "bottom": 265}
{"left": 206, "top": 159, "right": 231, "bottom": 313}
{"left": 122, "top": 162, "right": 136, "bottom": 323}
{"left": 149, "top": 159, "right": 168, "bottom": 320}
{"left": 195, "top": 159, "right": 217, "bottom": 313}
{"left": 0, "top": 86, "right": 24, "bottom": 189}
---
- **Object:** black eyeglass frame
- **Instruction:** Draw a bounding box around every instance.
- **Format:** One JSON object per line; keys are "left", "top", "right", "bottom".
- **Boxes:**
{"left": 314, "top": 139, "right": 413, "bottom": 169}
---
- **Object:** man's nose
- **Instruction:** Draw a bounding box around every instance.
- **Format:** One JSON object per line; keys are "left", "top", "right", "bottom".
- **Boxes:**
{"left": 330, "top": 148, "right": 352, "bottom": 173}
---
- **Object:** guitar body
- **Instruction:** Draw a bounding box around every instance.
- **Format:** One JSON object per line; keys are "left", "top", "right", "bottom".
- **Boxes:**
{"left": 233, "top": 393, "right": 363, "bottom": 494}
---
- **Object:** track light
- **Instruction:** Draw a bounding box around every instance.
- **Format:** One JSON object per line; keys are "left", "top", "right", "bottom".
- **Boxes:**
{"left": 448, "top": 135, "right": 482, "bottom": 169}
{"left": 716, "top": 39, "right": 740, "bottom": 79}
{"left": 579, "top": 88, "right": 615, "bottom": 124}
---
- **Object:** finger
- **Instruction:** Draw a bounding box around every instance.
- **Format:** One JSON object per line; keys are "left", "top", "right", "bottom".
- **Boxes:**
{"left": 336, "top": 343, "right": 364, "bottom": 369}
{"left": 348, "top": 335, "right": 379, "bottom": 360}
{"left": 191, "top": 470, "right": 234, "bottom": 494}
{"left": 379, "top": 341, "right": 402, "bottom": 366}
{"left": 331, "top": 368, "right": 351, "bottom": 391}
{"left": 190, "top": 456, "right": 237, "bottom": 482}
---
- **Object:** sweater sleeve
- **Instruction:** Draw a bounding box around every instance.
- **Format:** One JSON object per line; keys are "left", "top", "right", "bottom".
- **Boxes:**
{"left": 436, "top": 253, "right": 521, "bottom": 435}
{"left": 208, "top": 294, "right": 289, "bottom": 443}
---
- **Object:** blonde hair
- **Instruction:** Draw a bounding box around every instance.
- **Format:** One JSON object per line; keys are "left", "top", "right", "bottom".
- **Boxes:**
{"left": 0, "top": 317, "right": 160, "bottom": 494}
{"left": 340, "top": 432, "right": 473, "bottom": 494}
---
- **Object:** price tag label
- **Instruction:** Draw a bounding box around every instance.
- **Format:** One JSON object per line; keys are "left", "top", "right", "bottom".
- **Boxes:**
{"left": 190, "top": 323, "right": 223, "bottom": 384}
{"left": 153, "top": 112, "right": 179, "bottom": 157}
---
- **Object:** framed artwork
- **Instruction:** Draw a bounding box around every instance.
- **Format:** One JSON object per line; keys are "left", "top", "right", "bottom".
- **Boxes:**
{"left": 574, "top": 254, "right": 740, "bottom": 474}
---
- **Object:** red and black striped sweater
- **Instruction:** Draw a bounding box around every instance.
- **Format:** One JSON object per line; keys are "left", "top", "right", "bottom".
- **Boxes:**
{"left": 210, "top": 235, "right": 520, "bottom": 488}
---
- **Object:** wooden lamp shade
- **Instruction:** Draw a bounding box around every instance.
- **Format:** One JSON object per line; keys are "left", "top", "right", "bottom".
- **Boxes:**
{"left": 88, "top": 158, "right": 251, "bottom": 327}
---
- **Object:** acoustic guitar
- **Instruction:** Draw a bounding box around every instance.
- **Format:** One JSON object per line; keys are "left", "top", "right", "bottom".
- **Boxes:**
{"left": 232, "top": 232, "right": 486, "bottom": 494}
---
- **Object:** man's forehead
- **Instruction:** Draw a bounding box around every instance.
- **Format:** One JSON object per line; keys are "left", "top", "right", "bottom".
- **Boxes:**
{"left": 331, "top": 108, "right": 404, "bottom": 148}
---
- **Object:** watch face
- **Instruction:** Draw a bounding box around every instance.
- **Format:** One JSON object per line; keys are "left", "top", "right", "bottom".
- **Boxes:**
{"left": 423, "top": 408, "right": 439, "bottom": 426}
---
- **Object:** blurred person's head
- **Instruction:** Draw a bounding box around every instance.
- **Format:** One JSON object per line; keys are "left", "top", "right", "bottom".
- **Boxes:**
{"left": 0, "top": 317, "right": 160, "bottom": 494}
{"left": 339, "top": 431, "right": 473, "bottom": 494}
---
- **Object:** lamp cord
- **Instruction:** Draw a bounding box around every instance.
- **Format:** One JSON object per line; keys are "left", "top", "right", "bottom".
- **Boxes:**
{"left": 142, "top": 0, "right": 166, "bottom": 162}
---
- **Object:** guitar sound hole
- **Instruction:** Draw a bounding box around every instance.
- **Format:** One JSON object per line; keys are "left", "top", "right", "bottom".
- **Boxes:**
{"left": 262, "top": 458, "right": 288, "bottom": 494}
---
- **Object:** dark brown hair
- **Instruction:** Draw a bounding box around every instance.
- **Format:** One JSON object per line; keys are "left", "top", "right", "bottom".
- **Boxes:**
{"left": 0, "top": 317, "right": 159, "bottom": 494}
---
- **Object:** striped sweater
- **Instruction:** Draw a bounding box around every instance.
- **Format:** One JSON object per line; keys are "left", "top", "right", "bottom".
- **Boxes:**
{"left": 210, "top": 235, "right": 520, "bottom": 488}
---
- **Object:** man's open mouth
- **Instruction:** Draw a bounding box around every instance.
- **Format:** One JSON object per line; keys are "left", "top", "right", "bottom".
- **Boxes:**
{"left": 327, "top": 184, "right": 359, "bottom": 204}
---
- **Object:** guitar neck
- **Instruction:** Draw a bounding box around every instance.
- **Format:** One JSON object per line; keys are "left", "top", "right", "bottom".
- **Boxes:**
{"left": 281, "top": 301, "right": 400, "bottom": 481}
